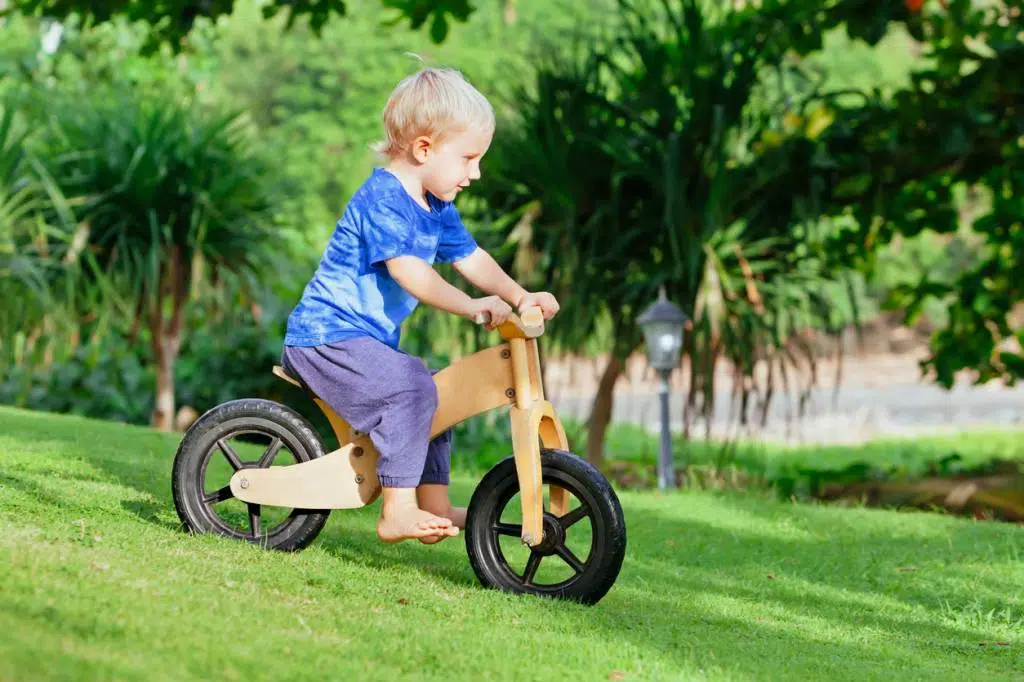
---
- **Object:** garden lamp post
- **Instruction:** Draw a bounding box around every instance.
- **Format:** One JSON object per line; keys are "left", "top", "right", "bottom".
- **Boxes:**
{"left": 637, "top": 287, "right": 688, "bottom": 490}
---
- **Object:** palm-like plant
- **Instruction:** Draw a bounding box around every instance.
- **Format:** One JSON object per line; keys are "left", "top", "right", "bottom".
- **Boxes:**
{"left": 0, "top": 96, "right": 117, "bottom": 392}
{"left": 0, "top": 105, "right": 41, "bottom": 340}
{"left": 473, "top": 0, "right": 860, "bottom": 466}
{"left": 0, "top": 104, "right": 76, "bottom": 371}
{"left": 40, "top": 89, "right": 285, "bottom": 430}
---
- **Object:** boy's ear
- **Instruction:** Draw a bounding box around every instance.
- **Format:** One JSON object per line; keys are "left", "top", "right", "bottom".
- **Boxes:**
{"left": 411, "top": 135, "right": 433, "bottom": 164}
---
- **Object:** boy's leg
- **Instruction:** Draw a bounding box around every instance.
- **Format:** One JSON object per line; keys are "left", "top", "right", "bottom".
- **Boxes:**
{"left": 416, "top": 428, "right": 466, "bottom": 544}
{"left": 281, "top": 339, "right": 457, "bottom": 543}
{"left": 417, "top": 484, "right": 467, "bottom": 528}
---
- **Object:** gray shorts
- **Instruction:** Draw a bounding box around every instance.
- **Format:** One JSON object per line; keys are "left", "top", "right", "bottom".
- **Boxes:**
{"left": 281, "top": 337, "right": 452, "bottom": 487}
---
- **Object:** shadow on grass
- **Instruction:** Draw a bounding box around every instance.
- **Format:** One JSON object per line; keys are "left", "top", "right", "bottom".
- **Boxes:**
{"left": 315, "top": 519, "right": 479, "bottom": 589}
{"left": 0, "top": 471, "right": 89, "bottom": 511}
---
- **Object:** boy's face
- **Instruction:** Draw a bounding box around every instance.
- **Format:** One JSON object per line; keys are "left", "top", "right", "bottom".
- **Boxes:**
{"left": 414, "top": 127, "right": 493, "bottom": 203}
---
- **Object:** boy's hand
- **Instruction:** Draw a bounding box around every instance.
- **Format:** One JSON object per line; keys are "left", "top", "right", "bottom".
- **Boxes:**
{"left": 518, "top": 292, "right": 560, "bottom": 320}
{"left": 468, "top": 296, "right": 513, "bottom": 329}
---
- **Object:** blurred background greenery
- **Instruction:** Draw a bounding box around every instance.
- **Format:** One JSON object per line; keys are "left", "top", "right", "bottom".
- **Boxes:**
{"left": 1, "top": 0, "right": 1021, "bottom": 512}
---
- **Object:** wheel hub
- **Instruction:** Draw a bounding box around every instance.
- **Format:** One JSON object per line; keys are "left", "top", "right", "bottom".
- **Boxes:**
{"left": 530, "top": 512, "right": 566, "bottom": 556}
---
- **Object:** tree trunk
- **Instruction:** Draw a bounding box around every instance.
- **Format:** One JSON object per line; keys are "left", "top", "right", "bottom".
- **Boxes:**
{"left": 586, "top": 355, "right": 623, "bottom": 469}
{"left": 149, "top": 247, "right": 189, "bottom": 432}
{"left": 151, "top": 334, "right": 177, "bottom": 432}
{"left": 502, "top": 0, "right": 518, "bottom": 25}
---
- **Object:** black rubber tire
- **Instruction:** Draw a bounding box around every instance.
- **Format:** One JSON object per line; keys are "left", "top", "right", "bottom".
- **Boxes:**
{"left": 465, "top": 449, "right": 626, "bottom": 605}
{"left": 172, "top": 398, "right": 330, "bottom": 551}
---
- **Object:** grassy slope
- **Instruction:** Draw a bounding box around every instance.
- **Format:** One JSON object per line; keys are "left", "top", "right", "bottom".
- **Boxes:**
{"left": 0, "top": 405, "right": 1020, "bottom": 681}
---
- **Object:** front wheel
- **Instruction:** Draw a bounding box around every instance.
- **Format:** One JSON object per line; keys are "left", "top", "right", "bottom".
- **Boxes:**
{"left": 465, "top": 449, "right": 626, "bottom": 605}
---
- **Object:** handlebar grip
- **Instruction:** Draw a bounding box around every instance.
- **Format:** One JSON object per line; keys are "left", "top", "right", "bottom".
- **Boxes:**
{"left": 473, "top": 312, "right": 491, "bottom": 325}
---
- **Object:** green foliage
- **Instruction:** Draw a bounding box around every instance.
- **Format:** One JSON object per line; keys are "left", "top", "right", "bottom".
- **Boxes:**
{"left": 191, "top": 0, "right": 615, "bottom": 236}
{"left": 806, "top": 26, "right": 919, "bottom": 96}
{"left": 3, "top": 0, "right": 474, "bottom": 52}
{"left": 381, "top": 0, "right": 473, "bottom": 43}
{"left": 473, "top": 0, "right": 875, "bottom": 444}
{"left": 0, "top": 104, "right": 48, "bottom": 364}
{"left": 0, "top": 105, "right": 39, "bottom": 298}
{"left": 0, "top": 13, "right": 204, "bottom": 120}
{"left": 22, "top": 66, "right": 296, "bottom": 426}
{"left": 812, "top": 1, "right": 1024, "bottom": 386}
{"left": 3, "top": 0, "right": 1021, "bottom": 447}
{"left": 40, "top": 89, "right": 283, "bottom": 283}
{"left": 872, "top": 225, "right": 986, "bottom": 328}
{"left": 175, "top": 315, "right": 287, "bottom": 412}
{"left": 0, "top": 95, "right": 102, "bottom": 372}
{"left": 0, "top": 341, "right": 154, "bottom": 423}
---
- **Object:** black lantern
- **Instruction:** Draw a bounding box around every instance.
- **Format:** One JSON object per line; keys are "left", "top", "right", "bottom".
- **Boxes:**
{"left": 637, "top": 288, "right": 688, "bottom": 372}
{"left": 637, "top": 287, "right": 688, "bottom": 490}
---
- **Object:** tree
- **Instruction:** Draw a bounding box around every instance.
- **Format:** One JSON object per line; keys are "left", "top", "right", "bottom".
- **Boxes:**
{"left": 473, "top": 0, "right": 878, "bottom": 466}
{"left": 0, "top": 102, "right": 95, "bottom": 373}
{"left": 39, "top": 88, "right": 286, "bottom": 430}
{"left": 474, "top": 0, "right": 1024, "bottom": 467}
{"left": 0, "top": 104, "right": 48, "bottom": 364}
{"left": 3, "top": 0, "right": 474, "bottom": 50}
{"left": 812, "top": 0, "right": 1024, "bottom": 386}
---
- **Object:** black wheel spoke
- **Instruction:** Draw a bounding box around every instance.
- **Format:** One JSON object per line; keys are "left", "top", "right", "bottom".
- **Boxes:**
{"left": 248, "top": 503, "right": 261, "bottom": 538}
{"left": 257, "top": 437, "right": 283, "bottom": 468}
{"left": 558, "top": 504, "right": 590, "bottom": 530}
{"left": 217, "top": 439, "right": 244, "bottom": 471}
{"left": 203, "top": 485, "right": 234, "bottom": 505}
{"left": 522, "top": 552, "right": 542, "bottom": 586}
{"left": 555, "top": 544, "right": 586, "bottom": 575}
{"left": 493, "top": 522, "right": 522, "bottom": 537}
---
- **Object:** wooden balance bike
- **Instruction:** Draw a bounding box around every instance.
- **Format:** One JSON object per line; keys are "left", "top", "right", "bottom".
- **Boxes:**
{"left": 172, "top": 307, "right": 626, "bottom": 604}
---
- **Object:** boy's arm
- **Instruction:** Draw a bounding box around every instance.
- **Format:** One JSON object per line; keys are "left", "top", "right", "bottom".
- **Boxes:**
{"left": 451, "top": 248, "right": 528, "bottom": 308}
{"left": 386, "top": 255, "right": 512, "bottom": 326}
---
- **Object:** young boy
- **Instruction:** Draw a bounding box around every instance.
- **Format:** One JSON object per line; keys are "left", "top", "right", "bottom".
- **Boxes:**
{"left": 281, "top": 67, "right": 559, "bottom": 544}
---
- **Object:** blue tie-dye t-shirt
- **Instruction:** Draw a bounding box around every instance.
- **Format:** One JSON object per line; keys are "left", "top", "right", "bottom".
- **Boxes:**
{"left": 284, "top": 168, "right": 478, "bottom": 349}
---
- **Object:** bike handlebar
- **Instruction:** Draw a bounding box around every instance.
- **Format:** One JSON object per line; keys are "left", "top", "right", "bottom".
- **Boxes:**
{"left": 473, "top": 306, "right": 545, "bottom": 339}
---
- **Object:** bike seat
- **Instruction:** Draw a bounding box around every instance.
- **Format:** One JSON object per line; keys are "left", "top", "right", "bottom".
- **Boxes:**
{"left": 272, "top": 365, "right": 302, "bottom": 388}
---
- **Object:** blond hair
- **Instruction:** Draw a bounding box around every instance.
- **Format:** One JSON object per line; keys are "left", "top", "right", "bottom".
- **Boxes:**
{"left": 375, "top": 66, "right": 495, "bottom": 158}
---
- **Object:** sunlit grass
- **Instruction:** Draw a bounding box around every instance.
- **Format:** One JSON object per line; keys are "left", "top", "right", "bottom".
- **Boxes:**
{"left": 1, "top": 405, "right": 1020, "bottom": 681}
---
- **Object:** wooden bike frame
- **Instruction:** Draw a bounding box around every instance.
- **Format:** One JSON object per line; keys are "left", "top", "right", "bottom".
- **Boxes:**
{"left": 229, "top": 308, "right": 570, "bottom": 548}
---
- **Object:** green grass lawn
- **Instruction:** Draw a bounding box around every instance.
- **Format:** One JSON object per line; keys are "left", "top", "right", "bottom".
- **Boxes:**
{"left": 470, "top": 417, "right": 1024, "bottom": 478}
{"left": 587, "top": 422, "right": 1024, "bottom": 495}
{"left": 1, "top": 405, "right": 1021, "bottom": 681}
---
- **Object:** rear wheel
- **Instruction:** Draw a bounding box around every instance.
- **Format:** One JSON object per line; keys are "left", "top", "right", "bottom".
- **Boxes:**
{"left": 465, "top": 449, "right": 626, "bottom": 605}
{"left": 172, "top": 399, "right": 329, "bottom": 551}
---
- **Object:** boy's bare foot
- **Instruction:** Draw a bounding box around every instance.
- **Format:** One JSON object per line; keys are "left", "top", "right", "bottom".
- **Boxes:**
{"left": 377, "top": 507, "right": 458, "bottom": 543}
{"left": 377, "top": 487, "right": 458, "bottom": 543}
{"left": 417, "top": 507, "right": 467, "bottom": 545}
{"left": 415, "top": 484, "right": 468, "bottom": 545}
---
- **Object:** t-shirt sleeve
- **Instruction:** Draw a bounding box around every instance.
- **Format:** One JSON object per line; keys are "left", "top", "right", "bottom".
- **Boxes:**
{"left": 364, "top": 198, "right": 419, "bottom": 266}
{"left": 436, "top": 207, "right": 479, "bottom": 264}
